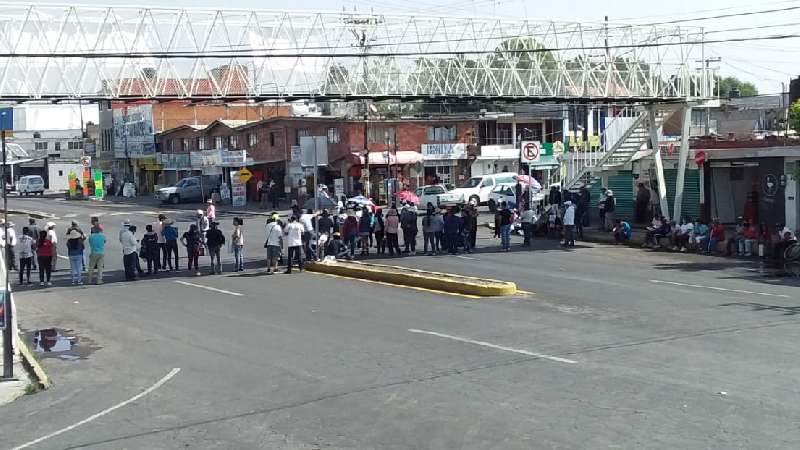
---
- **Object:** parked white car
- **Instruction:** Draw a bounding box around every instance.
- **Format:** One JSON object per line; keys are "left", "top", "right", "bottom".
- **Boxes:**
{"left": 438, "top": 172, "right": 518, "bottom": 206}
{"left": 487, "top": 184, "right": 546, "bottom": 212}
{"left": 414, "top": 184, "right": 449, "bottom": 209}
{"left": 16, "top": 175, "right": 45, "bottom": 196}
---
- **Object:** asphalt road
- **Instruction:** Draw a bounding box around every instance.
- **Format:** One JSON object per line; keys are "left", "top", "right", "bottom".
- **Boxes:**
{"left": 2, "top": 196, "right": 800, "bottom": 449}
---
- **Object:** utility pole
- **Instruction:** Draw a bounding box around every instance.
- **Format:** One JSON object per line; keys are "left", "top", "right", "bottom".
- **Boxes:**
{"left": 697, "top": 57, "right": 721, "bottom": 136}
{"left": 2, "top": 125, "right": 13, "bottom": 380}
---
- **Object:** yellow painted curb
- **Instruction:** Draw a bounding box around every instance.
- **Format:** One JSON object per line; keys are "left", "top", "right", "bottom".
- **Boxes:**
{"left": 17, "top": 335, "right": 53, "bottom": 389}
{"left": 306, "top": 261, "right": 517, "bottom": 297}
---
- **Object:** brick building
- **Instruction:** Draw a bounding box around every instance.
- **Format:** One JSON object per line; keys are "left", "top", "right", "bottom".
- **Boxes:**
{"left": 157, "top": 116, "right": 478, "bottom": 203}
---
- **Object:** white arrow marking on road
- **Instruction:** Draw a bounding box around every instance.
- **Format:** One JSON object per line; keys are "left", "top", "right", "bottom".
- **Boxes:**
{"left": 174, "top": 280, "right": 243, "bottom": 296}
{"left": 11, "top": 368, "right": 181, "bottom": 450}
{"left": 62, "top": 213, "right": 77, "bottom": 218}
{"left": 408, "top": 329, "right": 577, "bottom": 364}
{"left": 649, "top": 279, "right": 790, "bottom": 298}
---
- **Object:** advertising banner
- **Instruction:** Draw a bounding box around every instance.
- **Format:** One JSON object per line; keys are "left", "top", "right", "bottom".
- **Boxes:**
{"left": 112, "top": 104, "right": 156, "bottom": 159}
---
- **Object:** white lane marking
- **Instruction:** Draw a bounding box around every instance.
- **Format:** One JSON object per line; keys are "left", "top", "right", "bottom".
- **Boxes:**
{"left": 408, "top": 329, "right": 577, "bottom": 364}
{"left": 649, "top": 279, "right": 791, "bottom": 298}
{"left": 57, "top": 255, "right": 70, "bottom": 260}
{"left": 11, "top": 368, "right": 181, "bottom": 450}
{"left": 454, "top": 255, "right": 477, "bottom": 260}
{"left": 174, "top": 280, "right": 243, "bottom": 296}
{"left": 62, "top": 213, "right": 77, "bottom": 218}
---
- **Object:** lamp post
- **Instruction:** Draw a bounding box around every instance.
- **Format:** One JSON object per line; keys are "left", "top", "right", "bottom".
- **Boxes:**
{"left": 1, "top": 118, "right": 13, "bottom": 380}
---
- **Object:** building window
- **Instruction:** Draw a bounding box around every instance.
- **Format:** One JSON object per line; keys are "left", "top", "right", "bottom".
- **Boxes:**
{"left": 229, "top": 135, "right": 239, "bottom": 149}
{"left": 368, "top": 126, "right": 395, "bottom": 145}
{"left": 33, "top": 132, "right": 41, "bottom": 139}
{"left": 269, "top": 132, "right": 276, "bottom": 147}
{"left": 54, "top": 142, "right": 61, "bottom": 151}
{"left": 168, "top": 139, "right": 175, "bottom": 152}
{"left": 327, "top": 127, "right": 340, "bottom": 144}
{"left": 248, "top": 133, "right": 257, "bottom": 147}
{"left": 34, "top": 141, "right": 48, "bottom": 151}
{"left": 295, "top": 128, "right": 309, "bottom": 144}
{"left": 68, "top": 141, "right": 83, "bottom": 150}
{"left": 214, "top": 136, "right": 224, "bottom": 149}
{"left": 181, "top": 138, "right": 190, "bottom": 151}
{"left": 427, "top": 125, "right": 456, "bottom": 142}
{"left": 58, "top": 170, "right": 63, "bottom": 176}
{"left": 197, "top": 137, "right": 206, "bottom": 150}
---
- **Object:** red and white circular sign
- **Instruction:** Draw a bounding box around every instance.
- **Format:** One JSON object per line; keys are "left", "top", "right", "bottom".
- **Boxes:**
{"left": 521, "top": 141, "right": 541, "bottom": 163}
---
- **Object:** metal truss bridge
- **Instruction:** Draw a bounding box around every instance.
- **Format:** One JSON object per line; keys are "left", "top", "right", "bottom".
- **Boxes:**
{"left": 0, "top": 3, "right": 715, "bottom": 102}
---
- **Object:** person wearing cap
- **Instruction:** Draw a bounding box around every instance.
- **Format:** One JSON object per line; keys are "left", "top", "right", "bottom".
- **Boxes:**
{"left": 325, "top": 231, "right": 345, "bottom": 259}
{"left": 205, "top": 220, "right": 225, "bottom": 274}
{"left": 561, "top": 200, "right": 576, "bottom": 247}
{"left": 603, "top": 189, "right": 616, "bottom": 232}
{"left": 65, "top": 225, "right": 86, "bottom": 285}
{"left": 206, "top": 198, "right": 216, "bottom": 221}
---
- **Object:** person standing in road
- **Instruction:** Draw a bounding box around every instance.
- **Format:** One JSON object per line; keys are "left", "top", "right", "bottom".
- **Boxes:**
{"left": 1, "top": 220, "right": 18, "bottom": 271}
{"left": 87, "top": 224, "right": 106, "bottom": 285}
{"left": 66, "top": 226, "right": 86, "bottom": 285}
{"left": 603, "top": 189, "right": 616, "bottom": 232}
{"left": 153, "top": 214, "right": 167, "bottom": 270}
{"left": 443, "top": 207, "right": 463, "bottom": 255}
{"left": 181, "top": 224, "right": 202, "bottom": 276}
{"left": 17, "top": 226, "right": 35, "bottom": 285}
{"left": 299, "top": 208, "right": 316, "bottom": 261}
{"left": 498, "top": 202, "right": 513, "bottom": 251}
{"left": 562, "top": 200, "right": 576, "bottom": 247}
{"left": 422, "top": 206, "right": 436, "bottom": 255}
{"left": 384, "top": 208, "right": 401, "bottom": 256}
{"left": 206, "top": 198, "right": 216, "bottom": 222}
{"left": 264, "top": 216, "right": 283, "bottom": 274}
{"left": 119, "top": 225, "right": 139, "bottom": 281}
{"left": 196, "top": 209, "right": 210, "bottom": 244}
{"left": 461, "top": 207, "right": 474, "bottom": 254}
{"left": 358, "top": 206, "right": 373, "bottom": 256}
{"left": 162, "top": 219, "right": 179, "bottom": 271}
{"left": 142, "top": 224, "right": 161, "bottom": 275}
{"left": 270, "top": 180, "right": 280, "bottom": 209}
{"left": 205, "top": 221, "right": 225, "bottom": 275}
{"left": 373, "top": 209, "right": 386, "bottom": 255}
{"left": 36, "top": 230, "right": 54, "bottom": 286}
{"left": 400, "top": 204, "right": 418, "bottom": 254}
{"left": 521, "top": 207, "right": 535, "bottom": 247}
{"left": 597, "top": 187, "right": 607, "bottom": 231}
{"left": 47, "top": 222, "right": 59, "bottom": 272}
{"left": 231, "top": 217, "right": 245, "bottom": 272}
{"left": 28, "top": 218, "right": 40, "bottom": 270}
{"left": 342, "top": 210, "right": 359, "bottom": 259}
{"left": 465, "top": 205, "right": 478, "bottom": 251}
{"left": 284, "top": 216, "right": 305, "bottom": 274}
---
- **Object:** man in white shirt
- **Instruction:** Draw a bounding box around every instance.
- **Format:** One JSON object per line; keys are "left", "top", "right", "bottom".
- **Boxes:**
{"left": 521, "top": 208, "right": 535, "bottom": 247}
{"left": 153, "top": 214, "right": 166, "bottom": 270}
{"left": 284, "top": 216, "right": 305, "bottom": 274}
{"left": 47, "top": 222, "right": 59, "bottom": 270}
{"left": 562, "top": 201, "right": 576, "bottom": 247}
{"left": 120, "top": 224, "right": 139, "bottom": 281}
{"left": 264, "top": 216, "right": 283, "bottom": 274}
{"left": 0, "top": 220, "right": 18, "bottom": 270}
{"left": 299, "top": 209, "right": 316, "bottom": 260}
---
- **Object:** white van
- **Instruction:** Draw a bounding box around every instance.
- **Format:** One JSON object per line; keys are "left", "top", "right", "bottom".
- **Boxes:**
{"left": 438, "top": 172, "right": 518, "bottom": 206}
{"left": 17, "top": 175, "right": 45, "bottom": 196}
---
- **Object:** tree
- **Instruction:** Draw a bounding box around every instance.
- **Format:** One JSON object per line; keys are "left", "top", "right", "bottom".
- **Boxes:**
{"left": 717, "top": 76, "right": 758, "bottom": 98}
{"left": 788, "top": 99, "right": 800, "bottom": 135}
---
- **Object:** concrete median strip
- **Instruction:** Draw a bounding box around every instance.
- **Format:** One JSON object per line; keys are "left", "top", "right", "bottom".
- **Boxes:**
{"left": 17, "top": 335, "right": 53, "bottom": 390}
{"left": 305, "top": 260, "right": 517, "bottom": 297}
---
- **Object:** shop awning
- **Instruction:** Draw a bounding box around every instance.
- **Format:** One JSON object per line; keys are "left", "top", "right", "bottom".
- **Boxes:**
{"left": 524, "top": 155, "right": 560, "bottom": 169}
{"left": 352, "top": 151, "right": 424, "bottom": 165}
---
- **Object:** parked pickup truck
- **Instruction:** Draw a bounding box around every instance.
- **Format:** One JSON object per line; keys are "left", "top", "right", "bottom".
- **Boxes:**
{"left": 156, "top": 176, "right": 220, "bottom": 204}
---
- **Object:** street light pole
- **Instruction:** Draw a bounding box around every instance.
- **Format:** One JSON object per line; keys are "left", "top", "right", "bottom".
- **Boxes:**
{"left": 2, "top": 127, "right": 13, "bottom": 380}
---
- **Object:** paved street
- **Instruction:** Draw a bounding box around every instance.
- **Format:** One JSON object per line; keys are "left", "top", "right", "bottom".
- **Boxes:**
{"left": 2, "top": 196, "right": 800, "bottom": 449}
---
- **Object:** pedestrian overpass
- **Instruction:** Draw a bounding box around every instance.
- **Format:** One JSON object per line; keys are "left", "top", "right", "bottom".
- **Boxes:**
{"left": 0, "top": 3, "right": 718, "bottom": 219}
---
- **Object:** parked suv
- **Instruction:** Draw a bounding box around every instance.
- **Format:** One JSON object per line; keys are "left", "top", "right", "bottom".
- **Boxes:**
{"left": 16, "top": 175, "right": 45, "bottom": 196}
{"left": 414, "top": 184, "right": 449, "bottom": 209}
{"left": 438, "top": 172, "right": 518, "bottom": 206}
{"left": 156, "top": 176, "right": 220, "bottom": 204}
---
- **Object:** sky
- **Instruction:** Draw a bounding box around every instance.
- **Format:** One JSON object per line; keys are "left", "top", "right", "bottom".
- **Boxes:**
{"left": 59, "top": 0, "right": 800, "bottom": 95}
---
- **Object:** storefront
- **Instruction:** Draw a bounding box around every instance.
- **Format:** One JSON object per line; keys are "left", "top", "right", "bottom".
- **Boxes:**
{"left": 351, "top": 151, "right": 424, "bottom": 204}
{"left": 135, "top": 157, "right": 163, "bottom": 194}
{"left": 472, "top": 145, "right": 520, "bottom": 177}
{"left": 158, "top": 153, "right": 192, "bottom": 186}
{"left": 421, "top": 143, "right": 469, "bottom": 186}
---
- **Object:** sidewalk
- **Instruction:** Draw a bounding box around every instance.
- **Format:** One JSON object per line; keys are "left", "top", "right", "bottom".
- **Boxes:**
{"left": 0, "top": 333, "right": 31, "bottom": 406}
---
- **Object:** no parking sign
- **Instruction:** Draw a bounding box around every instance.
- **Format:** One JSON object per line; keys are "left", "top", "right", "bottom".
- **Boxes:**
{"left": 520, "top": 141, "right": 541, "bottom": 163}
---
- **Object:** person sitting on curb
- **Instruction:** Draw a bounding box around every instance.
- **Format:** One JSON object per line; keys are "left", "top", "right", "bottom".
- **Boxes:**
{"left": 613, "top": 219, "right": 632, "bottom": 244}
{"left": 727, "top": 216, "right": 746, "bottom": 256}
{"left": 693, "top": 220, "right": 709, "bottom": 252}
{"left": 706, "top": 219, "right": 726, "bottom": 255}
{"left": 740, "top": 221, "right": 758, "bottom": 257}
{"left": 672, "top": 217, "right": 694, "bottom": 252}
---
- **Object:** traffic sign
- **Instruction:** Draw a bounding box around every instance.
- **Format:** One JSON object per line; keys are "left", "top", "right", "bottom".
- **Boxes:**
{"left": 520, "top": 141, "right": 541, "bottom": 163}
{"left": 80, "top": 156, "right": 92, "bottom": 168}
{"left": 238, "top": 167, "right": 252, "bottom": 183}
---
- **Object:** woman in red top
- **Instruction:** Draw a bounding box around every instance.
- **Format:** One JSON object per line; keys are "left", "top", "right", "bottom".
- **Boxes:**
{"left": 707, "top": 219, "right": 726, "bottom": 254}
{"left": 36, "top": 230, "right": 54, "bottom": 286}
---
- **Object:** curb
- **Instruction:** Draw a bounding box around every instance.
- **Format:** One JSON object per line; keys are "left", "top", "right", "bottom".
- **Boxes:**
{"left": 306, "top": 260, "right": 517, "bottom": 297}
{"left": 0, "top": 209, "right": 55, "bottom": 220}
{"left": 17, "top": 335, "right": 52, "bottom": 390}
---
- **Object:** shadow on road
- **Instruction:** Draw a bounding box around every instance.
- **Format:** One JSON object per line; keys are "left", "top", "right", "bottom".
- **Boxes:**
{"left": 719, "top": 302, "right": 800, "bottom": 315}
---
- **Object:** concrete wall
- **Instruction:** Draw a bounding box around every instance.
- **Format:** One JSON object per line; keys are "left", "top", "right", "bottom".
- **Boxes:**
{"left": 48, "top": 162, "right": 84, "bottom": 191}
{"left": 12, "top": 104, "right": 99, "bottom": 131}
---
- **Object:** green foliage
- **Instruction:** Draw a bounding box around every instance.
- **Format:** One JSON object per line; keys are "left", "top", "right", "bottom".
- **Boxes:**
{"left": 788, "top": 100, "right": 800, "bottom": 135}
{"left": 717, "top": 76, "right": 758, "bottom": 98}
